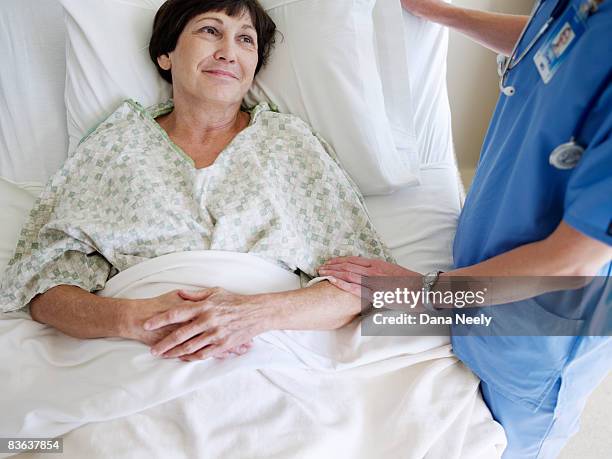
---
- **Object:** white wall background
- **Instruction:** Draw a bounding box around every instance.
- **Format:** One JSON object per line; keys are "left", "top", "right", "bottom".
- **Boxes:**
{"left": 444, "top": 2, "right": 611, "bottom": 458}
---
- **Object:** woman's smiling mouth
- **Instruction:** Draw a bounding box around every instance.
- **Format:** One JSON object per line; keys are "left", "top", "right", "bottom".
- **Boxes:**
{"left": 204, "top": 69, "right": 239, "bottom": 80}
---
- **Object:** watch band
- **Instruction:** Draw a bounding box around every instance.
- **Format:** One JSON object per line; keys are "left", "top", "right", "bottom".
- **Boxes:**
{"left": 422, "top": 270, "right": 444, "bottom": 312}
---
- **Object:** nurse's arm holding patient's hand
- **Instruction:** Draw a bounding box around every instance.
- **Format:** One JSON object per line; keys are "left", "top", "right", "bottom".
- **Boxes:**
{"left": 318, "top": 221, "right": 612, "bottom": 306}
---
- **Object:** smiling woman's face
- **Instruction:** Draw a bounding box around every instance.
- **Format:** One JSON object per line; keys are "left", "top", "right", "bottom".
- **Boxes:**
{"left": 157, "top": 10, "right": 259, "bottom": 106}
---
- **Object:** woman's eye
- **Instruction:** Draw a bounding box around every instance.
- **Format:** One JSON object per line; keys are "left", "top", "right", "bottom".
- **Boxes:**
{"left": 200, "top": 26, "right": 218, "bottom": 36}
{"left": 239, "top": 35, "right": 255, "bottom": 45}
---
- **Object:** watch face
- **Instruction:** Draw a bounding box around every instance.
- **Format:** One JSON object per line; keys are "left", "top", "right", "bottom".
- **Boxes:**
{"left": 424, "top": 272, "right": 438, "bottom": 287}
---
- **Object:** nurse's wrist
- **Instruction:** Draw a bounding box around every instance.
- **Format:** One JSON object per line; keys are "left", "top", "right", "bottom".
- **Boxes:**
{"left": 424, "top": 271, "right": 478, "bottom": 310}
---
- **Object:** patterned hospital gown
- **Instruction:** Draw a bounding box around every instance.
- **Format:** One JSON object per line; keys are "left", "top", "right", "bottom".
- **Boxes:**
{"left": 0, "top": 100, "right": 393, "bottom": 313}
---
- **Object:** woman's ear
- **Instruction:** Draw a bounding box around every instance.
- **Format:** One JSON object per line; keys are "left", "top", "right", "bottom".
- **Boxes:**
{"left": 157, "top": 54, "right": 171, "bottom": 71}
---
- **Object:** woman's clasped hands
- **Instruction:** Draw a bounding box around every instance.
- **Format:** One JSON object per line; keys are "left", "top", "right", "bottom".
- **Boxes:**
{"left": 122, "top": 288, "right": 267, "bottom": 362}
{"left": 122, "top": 257, "right": 421, "bottom": 363}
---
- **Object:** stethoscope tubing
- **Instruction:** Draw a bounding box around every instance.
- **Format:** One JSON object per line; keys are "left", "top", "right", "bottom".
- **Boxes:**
{"left": 499, "top": 0, "right": 571, "bottom": 93}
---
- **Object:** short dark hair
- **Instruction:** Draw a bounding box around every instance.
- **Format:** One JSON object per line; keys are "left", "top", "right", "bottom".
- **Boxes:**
{"left": 149, "top": 0, "right": 276, "bottom": 84}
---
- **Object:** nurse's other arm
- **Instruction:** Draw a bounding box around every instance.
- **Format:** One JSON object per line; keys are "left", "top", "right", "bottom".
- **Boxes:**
{"left": 435, "top": 221, "right": 612, "bottom": 305}
{"left": 447, "top": 221, "right": 612, "bottom": 278}
{"left": 401, "top": 0, "right": 528, "bottom": 56}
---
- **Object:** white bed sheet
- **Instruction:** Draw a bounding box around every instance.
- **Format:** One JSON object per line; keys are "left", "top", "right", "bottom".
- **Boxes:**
{"left": 2, "top": 251, "right": 505, "bottom": 459}
{"left": 366, "top": 165, "right": 462, "bottom": 274}
{"left": 0, "top": 0, "right": 68, "bottom": 183}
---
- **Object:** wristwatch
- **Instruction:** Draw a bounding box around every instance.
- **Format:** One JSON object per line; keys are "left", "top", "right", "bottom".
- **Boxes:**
{"left": 422, "top": 270, "right": 444, "bottom": 311}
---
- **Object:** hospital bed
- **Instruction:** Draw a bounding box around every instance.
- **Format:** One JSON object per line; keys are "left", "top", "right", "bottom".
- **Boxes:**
{"left": 0, "top": 1, "right": 506, "bottom": 457}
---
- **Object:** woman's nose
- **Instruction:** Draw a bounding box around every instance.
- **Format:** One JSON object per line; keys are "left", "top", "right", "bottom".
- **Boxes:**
{"left": 214, "top": 38, "right": 237, "bottom": 63}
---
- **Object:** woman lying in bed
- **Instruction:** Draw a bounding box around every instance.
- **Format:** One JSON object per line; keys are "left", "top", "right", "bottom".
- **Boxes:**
{"left": 0, "top": 0, "right": 391, "bottom": 360}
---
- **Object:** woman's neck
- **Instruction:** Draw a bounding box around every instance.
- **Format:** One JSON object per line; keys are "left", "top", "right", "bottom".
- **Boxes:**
{"left": 160, "top": 95, "right": 246, "bottom": 145}
{"left": 156, "top": 93, "right": 250, "bottom": 168}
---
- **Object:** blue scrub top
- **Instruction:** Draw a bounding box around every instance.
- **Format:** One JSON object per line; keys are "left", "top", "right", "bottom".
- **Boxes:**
{"left": 452, "top": 0, "right": 612, "bottom": 408}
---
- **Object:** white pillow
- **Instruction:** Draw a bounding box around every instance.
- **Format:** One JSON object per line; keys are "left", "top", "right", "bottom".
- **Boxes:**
{"left": 245, "top": 0, "right": 419, "bottom": 195}
{"left": 62, "top": 0, "right": 170, "bottom": 153}
{"left": 0, "top": 178, "right": 43, "bottom": 284}
{"left": 61, "top": 0, "right": 419, "bottom": 195}
{"left": 402, "top": 8, "right": 455, "bottom": 166}
{"left": 0, "top": 0, "right": 68, "bottom": 183}
{"left": 373, "top": 0, "right": 419, "bottom": 158}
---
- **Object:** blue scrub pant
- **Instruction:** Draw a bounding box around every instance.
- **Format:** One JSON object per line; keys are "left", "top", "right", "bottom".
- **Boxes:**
{"left": 480, "top": 338, "right": 611, "bottom": 459}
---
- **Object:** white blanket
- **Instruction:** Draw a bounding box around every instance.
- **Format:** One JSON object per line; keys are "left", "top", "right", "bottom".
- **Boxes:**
{"left": 1, "top": 251, "right": 505, "bottom": 458}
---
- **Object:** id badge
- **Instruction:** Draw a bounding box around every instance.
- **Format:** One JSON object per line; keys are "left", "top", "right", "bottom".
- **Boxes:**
{"left": 533, "top": 6, "right": 587, "bottom": 84}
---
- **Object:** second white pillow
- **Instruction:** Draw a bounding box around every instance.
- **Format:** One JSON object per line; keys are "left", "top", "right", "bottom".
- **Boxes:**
{"left": 246, "top": 0, "right": 420, "bottom": 195}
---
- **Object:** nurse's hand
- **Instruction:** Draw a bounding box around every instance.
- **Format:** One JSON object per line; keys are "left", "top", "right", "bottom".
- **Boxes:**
{"left": 318, "top": 257, "right": 421, "bottom": 297}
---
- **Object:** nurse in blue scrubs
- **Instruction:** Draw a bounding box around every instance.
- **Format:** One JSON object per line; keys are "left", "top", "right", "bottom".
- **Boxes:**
{"left": 317, "top": 0, "right": 612, "bottom": 457}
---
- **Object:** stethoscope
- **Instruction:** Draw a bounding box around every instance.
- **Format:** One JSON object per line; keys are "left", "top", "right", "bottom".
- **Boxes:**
{"left": 498, "top": 0, "right": 571, "bottom": 97}
{"left": 497, "top": 0, "right": 604, "bottom": 169}
{"left": 498, "top": 0, "right": 603, "bottom": 97}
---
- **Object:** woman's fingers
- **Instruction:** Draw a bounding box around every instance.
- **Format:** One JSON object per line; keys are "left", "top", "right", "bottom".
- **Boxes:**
{"left": 179, "top": 334, "right": 255, "bottom": 362}
{"left": 162, "top": 331, "right": 217, "bottom": 358}
{"left": 153, "top": 323, "right": 216, "bottom": 357}
{"left": 144, "top": 303, "right": 201, "bottom": 331}
{"left": 181, "top": 342, "right": 224, "bottom": 362}
{"left": 148, "top": 289, "right": 258, "bottom": 361}
{"left": 159, "top": 329, "right": 253, "bottom": 360}
{"left": 212, "top": 343, "right": 250, "bottom": 360}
